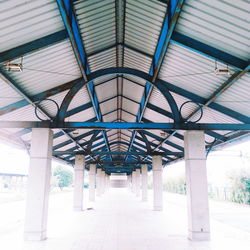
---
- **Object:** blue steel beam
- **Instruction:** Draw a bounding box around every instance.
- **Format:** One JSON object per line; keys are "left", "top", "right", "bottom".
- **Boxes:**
{"left": 142, "top": 108, "right": 226, "bottom": 141}
{"left": 2, "top": 121, "right": 249, "bottom": 130}
{"left": 80, "top": 66, "right": 250, "bottom": 123}
{"left": 171, "top": 32, "right": 249, "bottom": 71}
{"left": 75, "top": 67, "right": 250, "bottom": 124}
{"left": 56, "top": 0, "right": 111, "bottom": 159}
{"left": 152, "top": 0, "right": 185, "bottom": 81}
{"left": 0, "top": 30, "right": 68, "bottom": 64}
{"left": 0, "top": 69, "right": 93, "bottom": 164}
{"left": 136, "top": 130, "right": 183, "bottom": 151}
{"left": 86, "top": 43, "right": 153, "bottom": 59}
{"left": 14, "top": 106, "right": 95, "bottom": 138}
{"left": 99, "top": 94, "right": 140, "bottom": 105}
{"left": 134, "top": 135, "right": 179, "bottom": 159}
{"left": 53, "top": 129, "right": 99, "bottom": 151}
{"left": 58, "top": 68, "right": 181, "bottom": 123}
{"left": 0, "top": 78, "right": 82, "bottom": 116}
{"left": 53, "top": 150, "right": 179, "bottom": 156}
{"left": 126, "top": 0, "right": 185, "bottom": 162}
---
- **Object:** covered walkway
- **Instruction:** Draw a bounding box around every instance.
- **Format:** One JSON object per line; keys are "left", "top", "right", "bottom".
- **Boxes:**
{"left": 1, "top": 188, "right": 250, "bottom": 250}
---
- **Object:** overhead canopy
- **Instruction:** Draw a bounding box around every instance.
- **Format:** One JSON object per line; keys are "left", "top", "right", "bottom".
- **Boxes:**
{"left": 0, "top": 0, "right": 249, "bottom": 174}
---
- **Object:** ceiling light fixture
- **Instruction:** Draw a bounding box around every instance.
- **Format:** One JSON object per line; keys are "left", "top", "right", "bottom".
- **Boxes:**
{"left": 214, "top": 61, "right": 230, "bottom": 75}
{"left": 6, "top": 62, "right": 23, "bottom": 72}
{"left": 6, "top": 57, "right": 23, "bottom": 72}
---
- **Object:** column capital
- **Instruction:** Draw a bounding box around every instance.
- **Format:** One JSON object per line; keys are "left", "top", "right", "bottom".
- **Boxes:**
{"left": 152, "top": 155, "right": 162, "bottom": 171}
{"left": 75, "top": 155, "right": 85, "bottom": 169}
{"left": 141, "top": 164, "right": 148, "bottom": 171}
{"left": 89, "top": 164, "right": 96, "bottom": 175}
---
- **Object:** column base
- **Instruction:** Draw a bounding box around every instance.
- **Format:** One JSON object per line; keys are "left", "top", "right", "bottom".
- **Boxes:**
{"left": 24, "top": 230, "right": 47, "bottom": 241}
{"left": 153, "top": 206, "right": 162, "bottom": 211}
{"left": 188, "top": 230, "right": 210, "bottom": 241}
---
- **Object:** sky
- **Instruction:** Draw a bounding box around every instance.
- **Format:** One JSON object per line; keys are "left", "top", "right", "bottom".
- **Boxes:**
{"left": 0, "top": 142, "right": 68, "bottom": 175}
{"left": 0, "top": 138, "right": 249, "bottom": 186}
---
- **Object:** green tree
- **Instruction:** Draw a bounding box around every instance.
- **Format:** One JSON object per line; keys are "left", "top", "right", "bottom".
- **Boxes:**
{"left": 53, "top": 166, "right": 73, "bottom": 190}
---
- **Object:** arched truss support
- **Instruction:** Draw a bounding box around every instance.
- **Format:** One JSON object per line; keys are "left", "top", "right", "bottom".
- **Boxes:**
{"left": 57, "top": 68, "right": 182, "bottom": 123}
{"left": 107, "top": 141, "right": 142, "bottom": 161}
{"left": 137, "top": 131, "right": 152, "bottom": 152}
{"left": 86, "top": 130, "right": 101, "bottom": 151}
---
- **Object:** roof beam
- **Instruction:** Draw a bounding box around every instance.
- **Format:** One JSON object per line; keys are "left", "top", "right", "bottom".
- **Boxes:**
{"left": 143, "top": 107, "right": 226, "bottom": 140}
{"left": 158, "top": 75, "right": 250, "bottom": 124}
{"left": 53, "top": 150, "right": 179, "bottom": 156}
{"left": 1, "top": 121, "right": 249, "bottom": 131}
{"left": 56, "top": 0, "right": 111, "bottom": 159}
{"left": 134, "top": 135, "right": 179, "bottom": 160}
{"left": 171, "top": 32, "right": 249, "bottom": 71}
{"left": 0, "top": 69, "right": 91, "bottom": 161}
{"left": 13, "top": 106, "right": 95, "bottom": 138}
{"left": 0, "top": 30, "right": 68, "bottom": 64}
{"left": 53, "top": 129, "right": 98, "bottom": 151}
{"left": 152, "top": 0, "right": 185, "bottom": 81}
{"left": 87, "top": 43, "right": 153, "bottom": 59}
{"left": 0, "top": 78, "right": 82, "bottom": 116}
{"left": 126, "top": 0, "right": 185, "bottom": 162}
{"left": 137, "top": 130, "right": 183, "bottom": 151}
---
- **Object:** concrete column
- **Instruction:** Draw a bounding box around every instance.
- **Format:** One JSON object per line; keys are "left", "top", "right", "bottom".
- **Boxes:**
{"left": 127, "top": 175, "right": 131, "bottom": 190}
{"left": 105, "top": 174, "right": 109, "bottom": 190}
{"left": 135, "top": 169, "right": 140, "bottom": 197}
{"left": 184, "top": 131, "right": 210, "bottom": 241}
{"left": 89, "top": 164, "right": 96, "bottom": 202}
{"left": 141, "top": 164, "right": 148, "bottom": 201}
{"left": 96, "top": 168, "right": 102, "bottom": 196}
{"left": 101, "top": 170, "right": 105, "bottom": 195}
{"left": 24, "top": 128, "right": 53, "bottom": 241}
{"left": 153, "top": 155, "right": 163, "bottom": 211}
{"left": 131, "top": 171, "right": 136, "bottom": 193}
{"left": 73, "top": 155, "right": 85, "bottom": 211}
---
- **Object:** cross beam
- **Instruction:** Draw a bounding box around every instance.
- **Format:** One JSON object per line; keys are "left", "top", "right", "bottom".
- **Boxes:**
{"left": 0, "top": 121, "right": 249, "bottom": 131}
{"left": 56, "top": 0, "right": 111, "bottom": 160}
{"left": 52, "top": 150, "right": 181, "bottom": 156}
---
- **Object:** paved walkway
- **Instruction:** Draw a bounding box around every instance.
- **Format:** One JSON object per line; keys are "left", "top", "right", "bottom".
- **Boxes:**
{"left": 0, "top": 188, "right": 250, "bottom": 250}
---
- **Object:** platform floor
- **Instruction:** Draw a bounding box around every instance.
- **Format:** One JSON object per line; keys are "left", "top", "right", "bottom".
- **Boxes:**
{"left": 0, "top": 188, "right": 250, "bottom": 250}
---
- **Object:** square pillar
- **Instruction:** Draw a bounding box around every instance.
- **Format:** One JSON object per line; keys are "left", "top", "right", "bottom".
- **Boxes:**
{"left": 131, "top": 170, "right": 136, "bottom": 193}
{"left": 101, "top": 170, "right": 106, "bottom": 194}
{"left": 24, "top": 128, "right": 53, "bottom": 241}
{"left": 89, "top": 164, "right": 96, "bottom": 202}
{"left": 153, "top": 155, "right": 163, "bottom": 211}
{"left": 127, "top": 174, "right": 131, "bottom": 190}
{"left": 141, "top": 164, "right": 148, "bottom": 201}
{"left": 105, "top": 174, "right": 109, "bottom": 190}
{"left": 184, "top": 131, "right": 210, "bottom": 241}
{"left": 73, "top": 155, "right": 85, "bottom": 211}
{"left": 96, "top": 168, "right": 102, "bottom": 196}
{"left": 135, "top": 169, "right": 141, "bottom": 197}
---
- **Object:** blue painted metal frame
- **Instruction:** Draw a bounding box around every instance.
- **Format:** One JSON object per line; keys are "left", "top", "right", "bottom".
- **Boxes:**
{"left": 171, "top": 32, "right": 249, "bottom": 71}
{"left": 56, "top": 0, "right": 112, "bottom": 160}
{"left": 125, "top": 0, "right": 184, "bottom": 163}
{"left": 57, "top": 68, "right": 181, "bottom": 123}
{"left": 87, "top": 43, "right": 153, "bottom": 59}
{"left": 144, "top": 105, "right": 226, "bottom": 140}
{"left": 57, "top": 67, "right": 250, "bottom": 123}
{"left": 3, "top": 121, "right": 249, "bottom": 130}
{"left": 0, "top": 30, "right": 68, "bottom": 64}
{"left": 14, "top": 106, "right": 96, "bottom": 138}
{"left": 0, "top": 77, "right": 82, "bottom": 116}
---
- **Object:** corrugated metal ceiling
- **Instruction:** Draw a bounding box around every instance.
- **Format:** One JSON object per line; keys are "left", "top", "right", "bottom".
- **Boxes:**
{"left": 0, "top": 0, "right": 248, "bottom": 170}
